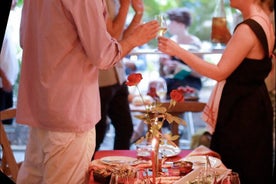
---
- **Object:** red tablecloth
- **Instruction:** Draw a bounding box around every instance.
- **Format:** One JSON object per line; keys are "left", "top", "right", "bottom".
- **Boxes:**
{"left": 89, "top": 149, "right": 193, "bottom": 184}
{"left": 93, "top": 149, "right": 192, "bottom": 161}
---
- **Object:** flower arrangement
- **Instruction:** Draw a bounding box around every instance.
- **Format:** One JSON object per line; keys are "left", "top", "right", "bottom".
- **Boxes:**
{"left": 126, "top": 73, "right": 187, "bottom": 146}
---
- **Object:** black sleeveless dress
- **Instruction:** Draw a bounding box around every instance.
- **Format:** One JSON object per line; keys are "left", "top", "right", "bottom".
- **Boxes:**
{"left": 210, "top": 19, "right": 273, "bottom": 184}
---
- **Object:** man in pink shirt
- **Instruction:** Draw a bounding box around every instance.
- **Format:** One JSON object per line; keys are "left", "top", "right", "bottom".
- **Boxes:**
{"left": 16, "top": 0, "right": 159, "bottom": 183}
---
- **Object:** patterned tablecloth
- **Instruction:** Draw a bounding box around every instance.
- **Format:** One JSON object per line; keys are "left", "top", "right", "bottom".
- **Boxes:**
{"left": 89, "top": 146, "right": 224, "bottom": 184}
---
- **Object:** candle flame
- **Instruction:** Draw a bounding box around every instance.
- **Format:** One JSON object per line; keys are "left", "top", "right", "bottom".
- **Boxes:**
{"left": 152, "top": 138, "right": 157, "bottom": 151}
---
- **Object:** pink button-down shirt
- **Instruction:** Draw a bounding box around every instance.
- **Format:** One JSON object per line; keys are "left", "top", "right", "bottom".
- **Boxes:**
{"left": 16, "top": 0, "right": 122, "bottom": 132}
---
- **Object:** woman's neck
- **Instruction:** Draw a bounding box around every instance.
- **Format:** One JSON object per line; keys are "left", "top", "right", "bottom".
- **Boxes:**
{"left": 243, "top": 3, "right": 266, "bottom": 19}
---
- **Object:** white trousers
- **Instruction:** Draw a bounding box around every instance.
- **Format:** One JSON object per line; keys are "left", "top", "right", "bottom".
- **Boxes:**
{"left": 16, "top": 127, "right": 95, "bottom": 184}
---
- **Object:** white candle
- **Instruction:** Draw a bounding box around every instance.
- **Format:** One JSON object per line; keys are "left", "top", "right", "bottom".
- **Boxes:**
{"left": 151, "top": 138, "right": 158, "bottom": 184}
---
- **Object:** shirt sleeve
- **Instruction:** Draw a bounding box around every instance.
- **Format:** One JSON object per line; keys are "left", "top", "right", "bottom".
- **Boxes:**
{"left": 62, "top": 0, "right": 122, "bottom": 69}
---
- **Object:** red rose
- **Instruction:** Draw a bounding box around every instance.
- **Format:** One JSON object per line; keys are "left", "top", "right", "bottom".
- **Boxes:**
{"left": 126, "top": 73, "right": 143, "bottom": 86}
{"left": 170, "top": 89, "right": 184, "bottom": 103}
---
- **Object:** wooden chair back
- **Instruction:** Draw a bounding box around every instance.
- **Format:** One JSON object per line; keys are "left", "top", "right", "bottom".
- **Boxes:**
{"left": 162, "top": 101, "right": 206, "bottom": 113}
{"left": 0, "top": 108, "right": 18, "bottom": 182}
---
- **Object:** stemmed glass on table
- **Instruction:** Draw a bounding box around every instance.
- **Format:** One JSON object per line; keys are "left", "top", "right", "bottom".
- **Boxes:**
{"left": 155, "top": 79, "right": 167, "bottom": 102}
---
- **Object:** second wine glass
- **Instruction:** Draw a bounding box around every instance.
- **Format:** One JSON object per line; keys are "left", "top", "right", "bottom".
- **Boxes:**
{"left": 155, "top": 79, "right": 167, "bottom": 102}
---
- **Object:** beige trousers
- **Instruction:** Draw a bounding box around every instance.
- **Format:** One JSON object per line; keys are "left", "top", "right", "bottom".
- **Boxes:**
{"left": 16, "top": 127, "right": 95, "bottom": 184}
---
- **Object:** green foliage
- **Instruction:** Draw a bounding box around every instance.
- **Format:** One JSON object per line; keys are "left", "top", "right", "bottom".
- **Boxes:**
{"left": 17, "top": 0, "right": 23, "bottom": 6}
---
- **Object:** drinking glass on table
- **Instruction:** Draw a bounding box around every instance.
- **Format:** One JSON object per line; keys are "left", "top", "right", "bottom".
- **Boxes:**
{"left": 197, "top": 168, "right": 217, "bottom": 184}
{"left": 109, "top": 172, "right": 118, "bottom": 184}
{"left": 155, "top": 79, "right": 167, "bottom": 102}
{"left": 134, "top": 168, "right": 151, "bottom": 184}
{"left": 196, "top": 156, "right": 217, "bottom": 184}
{"left": 136, "top": 142, "right": 151, "bottom": 158}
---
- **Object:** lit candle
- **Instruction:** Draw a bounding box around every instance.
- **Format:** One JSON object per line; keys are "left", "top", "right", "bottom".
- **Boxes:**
{"left": 151, "top": 138, "right": 157, "bottom": 184}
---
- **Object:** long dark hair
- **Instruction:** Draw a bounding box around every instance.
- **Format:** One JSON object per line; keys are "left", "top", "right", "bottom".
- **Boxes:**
{"left": 261, "top": 0, "right": 274, "bottom": 12}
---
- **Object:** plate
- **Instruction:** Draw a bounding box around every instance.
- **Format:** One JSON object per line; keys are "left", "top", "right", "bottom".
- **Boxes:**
{"left": 100, "top": 156, "right": 138, "bottom": 165}
{"left": 181, "top": 156, "right": 222, "bottom": 168}
{"left": 136, "top": 144, "right": 181, "bottom": 158}
{"left": 159, "top": 144, "right": 181, "bottom": 157}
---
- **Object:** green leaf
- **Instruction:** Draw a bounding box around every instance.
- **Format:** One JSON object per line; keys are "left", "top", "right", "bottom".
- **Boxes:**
{"left": 163, "top": 133, "right": 179, "bottom": 141}
{"left": 170, "top": 135, "right": 180, "bottom": 141}
{"left": 134, "top": 114, "right": 147, "bottom": 120}
{"left": 164, "top": 113, "right": 175, "bottom": 124}
{"left": 176, "top": 117, "right": 187, "bottom": 126}
{"left": 135, "top": 137, "right": 145, "bottom": 145}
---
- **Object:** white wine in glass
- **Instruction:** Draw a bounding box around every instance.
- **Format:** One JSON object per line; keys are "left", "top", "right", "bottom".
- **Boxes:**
{"left": 158, "top": 27, "right": 168, "bottom": 37}
{"left": 155, "top": 14, "right": 168, "bottom": 37}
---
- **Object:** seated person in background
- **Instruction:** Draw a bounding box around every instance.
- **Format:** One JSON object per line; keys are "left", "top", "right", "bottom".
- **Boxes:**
{"left": 124, "top": 44, "right": 149, "bottom": 75}
{"left": 159, "top": 7, "right": 203, "bottom": 99}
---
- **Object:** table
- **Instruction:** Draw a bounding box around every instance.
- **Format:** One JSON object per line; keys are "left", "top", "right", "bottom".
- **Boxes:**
{"left": 90, "top": 149, "right": 193, "bottom": 184}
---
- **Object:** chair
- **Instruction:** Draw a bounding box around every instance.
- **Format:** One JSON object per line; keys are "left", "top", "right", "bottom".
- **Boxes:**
{"left": 0, "top": 108, "right": 18, "bottom": 182}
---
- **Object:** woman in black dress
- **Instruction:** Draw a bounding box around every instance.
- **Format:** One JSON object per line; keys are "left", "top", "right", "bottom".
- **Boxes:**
{"left": 158, "top": 0, "right": 274, "bottom": 183}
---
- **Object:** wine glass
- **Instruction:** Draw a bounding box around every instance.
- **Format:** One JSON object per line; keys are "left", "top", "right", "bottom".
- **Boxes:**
{"left": 155, "top": 14, "right": 168, "bottom": 37}
{"left": 109, "top": 173, "right": 118, "bottom": 184}
{"left": 197, "top": 167, "right": 217, "bottom": 184}
{"left": 155, "top": 79, "right": 167, "bottom": 102}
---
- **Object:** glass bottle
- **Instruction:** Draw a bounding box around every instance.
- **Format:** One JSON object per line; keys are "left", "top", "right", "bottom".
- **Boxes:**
{"left": 213, "top": 0, "right": 226, "bottom": 18}
{"left": 211, "top": 0, "right": 227, "bottom": 43}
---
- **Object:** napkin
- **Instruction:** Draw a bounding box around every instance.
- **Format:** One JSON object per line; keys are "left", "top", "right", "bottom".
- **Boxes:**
{"left": 202, "top": 80, "right": 226, "bottom": 133}
{"left": 186, "top": 145, "right": 221, "bottom": 159}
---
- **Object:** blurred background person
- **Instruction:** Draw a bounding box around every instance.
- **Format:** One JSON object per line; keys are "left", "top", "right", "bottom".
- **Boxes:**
{"left": 123, "top": 45, "right": 148, "bottom": 75}
{"left": 0, "top": 0, "right": 19, "bottom": 125}
{"left": 159, "top": 7, "right": 203, "bottom": 99}
{"left": 96, "top": 0, "right": 145, "bottom": 151}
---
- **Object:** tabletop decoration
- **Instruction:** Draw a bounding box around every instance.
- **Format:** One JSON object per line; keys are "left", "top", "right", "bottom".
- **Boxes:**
{"left": 109, "top": 164, "right": 137, "bottom": 184}
{"left": 126, "top": 73, "right": 187, "bottom": 182}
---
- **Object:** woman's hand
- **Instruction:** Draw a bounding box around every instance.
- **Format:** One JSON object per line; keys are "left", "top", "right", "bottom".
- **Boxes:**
{"left": 158, "top": 36, "right": 183, "bottom": 57}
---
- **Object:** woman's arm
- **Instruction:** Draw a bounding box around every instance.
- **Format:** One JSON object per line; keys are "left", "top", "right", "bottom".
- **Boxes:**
{"left": 158, "top": 24, "right": 256, "bottom": 81}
